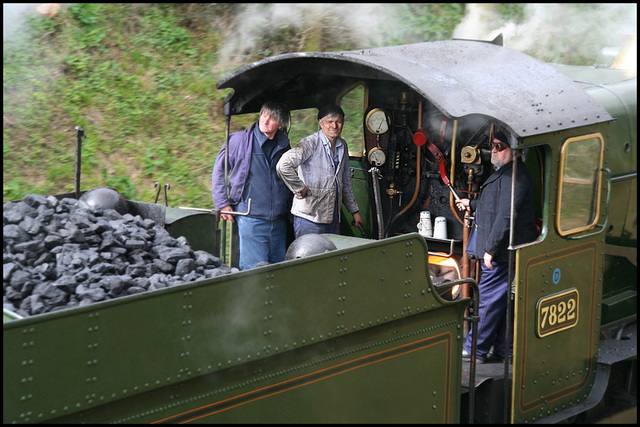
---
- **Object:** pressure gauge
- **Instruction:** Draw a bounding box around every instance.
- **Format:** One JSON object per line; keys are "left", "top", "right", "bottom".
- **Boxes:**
{"left": 365, "top": 108, "right": 390, "bottom": 135}
{"left": 368, "top": 147, "right": 387, "bottom": 166}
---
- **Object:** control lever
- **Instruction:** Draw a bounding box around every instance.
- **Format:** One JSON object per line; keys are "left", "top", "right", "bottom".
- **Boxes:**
{"left": 178, "top": 199, "right": 252, "bottom": 218}
{"left": 352, "top": 220, "right": 369, "bottom": 239}
{"left": 425, "top": 141, "right": 462, "bottom": 201}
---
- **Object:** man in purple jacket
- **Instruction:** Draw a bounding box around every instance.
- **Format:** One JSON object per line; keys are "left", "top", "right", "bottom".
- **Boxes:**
{"left": 212, "top": 102, "right": 291, "bottom": 270}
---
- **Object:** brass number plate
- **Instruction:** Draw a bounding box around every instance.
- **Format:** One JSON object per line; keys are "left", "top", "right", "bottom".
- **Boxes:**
{"left": 536, "top": 289, "right": 579, "bottom": 338}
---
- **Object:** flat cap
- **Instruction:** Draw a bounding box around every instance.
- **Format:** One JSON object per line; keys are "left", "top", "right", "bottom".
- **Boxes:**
{"left": 318, "top": 104, "right": 345, "bottom": 120}
{"left": 494, "top": 129, "right": 508, "bottom": 145}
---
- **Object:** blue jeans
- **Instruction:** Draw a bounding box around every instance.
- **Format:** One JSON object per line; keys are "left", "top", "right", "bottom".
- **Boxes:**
{"left": 236, "top": 216, "right": 288, "bottom": 270}
{"left": 293, "top": 215, "right": 340, "bottom": 239}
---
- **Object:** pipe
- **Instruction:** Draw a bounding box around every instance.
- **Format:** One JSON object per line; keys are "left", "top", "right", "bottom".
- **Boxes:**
{"left": 163, "top": 183, "right": 170, "bottom": 207}
{"left": 370, "top": 167, "right": 384, "bottom": 239}
{"left": 222, "top": 115, "right": 231, "bottom": 265}
{"left": 449, "top": 120, "right": 463, "bottom": 222}
{"left": 463, "top": 277, "right": 481, "bottom": 423}
{"left": 179, "top": 199, "right": 252, "bottom": 217}
{"left": 503, "top": 146, "right": 517, "bottom": 423}
{"left": 386, "top": 101, "right": 423, "bottom": 234}
{"left": 462, "top": 168, "right": 475, "bottom": 335}
{"left": 74, "top": 126, "right": 85, "bottom": 199}
{"left": 154, "top": 182, "right": 161, "bottom": 204}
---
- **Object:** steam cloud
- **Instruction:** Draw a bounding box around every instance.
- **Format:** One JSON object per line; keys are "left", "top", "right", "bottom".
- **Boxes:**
{"left": 217, "top": 3, "right": 396, "bottom": 64}
{"left": 454, "top": 3, "right": 637, "bottom": 65}
{"left": 4, "top": 4, "right": 636, "bottom": 66}
{"left": 3, "top": 3, "right": 34, "bottom": 39}
{"left": 218, "top": 3, "right": 637, "bottom": 66}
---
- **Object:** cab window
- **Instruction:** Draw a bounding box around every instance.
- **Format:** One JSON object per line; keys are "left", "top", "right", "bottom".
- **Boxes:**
{"left": 337, "top": 82, "right": 365, "bottom": 157}
{"left": 556, "top": 134, "right": 604, "bottom": 235}
{"left": 288, "top": 108, "right": 319, "bottom": 147}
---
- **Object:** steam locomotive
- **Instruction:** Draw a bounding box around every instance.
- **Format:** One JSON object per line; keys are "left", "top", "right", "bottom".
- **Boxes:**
{"left": 3, "top": 38, "right": 636, "bottom": 423}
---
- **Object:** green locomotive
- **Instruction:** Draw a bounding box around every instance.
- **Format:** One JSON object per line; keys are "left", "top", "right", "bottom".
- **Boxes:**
{"left": 3, "top": 38, "right": 636, "bottom": 423}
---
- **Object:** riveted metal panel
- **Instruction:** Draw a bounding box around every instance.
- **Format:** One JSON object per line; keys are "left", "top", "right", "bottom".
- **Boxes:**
{"left": 3, "top": 234, "right": 467, "bottom": 423}
{"left": 512, "top": 240, "right": 604, "bottom": 423}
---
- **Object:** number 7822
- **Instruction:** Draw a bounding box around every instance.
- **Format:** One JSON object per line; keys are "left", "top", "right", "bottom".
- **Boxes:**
{"left": 536, "top": 289, "right": 579, "bottom": 337}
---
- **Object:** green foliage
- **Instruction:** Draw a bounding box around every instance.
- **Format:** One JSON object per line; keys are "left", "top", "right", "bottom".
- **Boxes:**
{"left": 47, "top": 162, "right": 76, "bottom": 184}
{"left": 383, "top": 3, "right": 466, "bottom": 45}
{"left": 4, "top": 3, "right": 629, "bottom": 208}
{"left": 68, "top": 3, "right": 103, "bottom": 27}
{"left": 105, "top": 175, "right": 137, "bottom": 200}
{"left": 3, "top": 178, "right": 30, "bottom": 202}
{"left": 497, "top": 3, "right": 526, "bottom": 23}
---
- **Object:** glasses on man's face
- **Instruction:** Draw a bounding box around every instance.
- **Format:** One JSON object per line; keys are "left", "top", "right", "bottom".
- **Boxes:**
{"left": 491, "top": 142, "right": 509, "bottom": 152}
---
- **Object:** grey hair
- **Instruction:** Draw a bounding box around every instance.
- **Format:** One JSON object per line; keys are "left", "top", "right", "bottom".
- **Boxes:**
{"left": 260, "top": 101, "right": 290, "bottom": 130}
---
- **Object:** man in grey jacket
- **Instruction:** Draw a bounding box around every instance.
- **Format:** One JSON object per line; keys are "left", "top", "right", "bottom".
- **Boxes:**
{"left": 276, "top": 104, "right": 363, "bottom": 239}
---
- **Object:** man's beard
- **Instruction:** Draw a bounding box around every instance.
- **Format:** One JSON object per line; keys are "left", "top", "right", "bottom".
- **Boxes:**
{"left": 491, "top": 155, "right": 508, "bottom": 168}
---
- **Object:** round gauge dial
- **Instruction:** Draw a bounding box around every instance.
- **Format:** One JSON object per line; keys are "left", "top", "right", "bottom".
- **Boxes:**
{"left": 365, "top": 108, "right": 390, "bottom": 135}
{"left": 368, "top": 147, "right": 386, "bottom": 166}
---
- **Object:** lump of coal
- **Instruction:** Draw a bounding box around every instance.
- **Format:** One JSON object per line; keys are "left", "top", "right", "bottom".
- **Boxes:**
{"left": 3, "top": 194, "right": 238, "bottom": 318}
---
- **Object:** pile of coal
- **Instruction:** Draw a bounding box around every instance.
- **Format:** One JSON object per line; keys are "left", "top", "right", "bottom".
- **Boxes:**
{"left": 3, "top": 194, "right": 238, "bottom": 318}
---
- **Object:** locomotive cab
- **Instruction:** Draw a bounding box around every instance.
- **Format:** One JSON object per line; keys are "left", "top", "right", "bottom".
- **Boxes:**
{"left": 4, "top": 38, "right": 635, "bottom": 425}
{"left": 216, "top": 38, "right": 635, "bottom": 423}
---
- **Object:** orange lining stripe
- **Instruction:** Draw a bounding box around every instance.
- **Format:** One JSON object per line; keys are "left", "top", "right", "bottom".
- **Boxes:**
{"left": 152, "top": 332, "right": 453, "bottom": 423}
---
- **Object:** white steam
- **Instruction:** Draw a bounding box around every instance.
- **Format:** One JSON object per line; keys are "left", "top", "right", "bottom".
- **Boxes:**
{"left": 452, "top": 3, "right": 498, "bottom": 41}
{"left": 217, "top": 3, "right": 398, "bottom": 64}
{"left": 454, "top": 3, "right": 637, "bottom": 65}
{"left": 3, "top": 3, "right": 36, "bottom": 39}
{"left": 220, "top": 3, "right": 637, "bottom": 67}
{"left": 6, "top": 4, "right": 636, "bottom": 68}
{"left": 4, "top": 3, "right": 64, "bottom": 40}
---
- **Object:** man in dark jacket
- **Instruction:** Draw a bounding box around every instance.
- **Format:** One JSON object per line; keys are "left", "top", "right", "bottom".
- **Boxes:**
{"left": 455, "top": 129, "right": 538, "bottom": 363}
{"left": 212, "top": 101, "right": 291, "bottom": 270}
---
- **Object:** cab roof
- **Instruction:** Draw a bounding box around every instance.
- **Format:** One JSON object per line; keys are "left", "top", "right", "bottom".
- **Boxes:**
{"left": 216, "top": 39, "right": 613, "bottom": 139}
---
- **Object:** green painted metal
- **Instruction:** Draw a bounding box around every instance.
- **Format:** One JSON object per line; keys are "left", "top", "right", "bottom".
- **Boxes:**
{"left": 3, "top": 234, "right": 468, "bottom": 423}
{"left": 511, "top": 124, "right": 610, "bottom": 422}
{"left": 513, "top": 240, "right": 604, "bottom": 423}
{"left": 588, "top": 78, "right": 637, "bottom": 326}
{"left": 508, "top": 67, "right": 636, "bottom": 422}
{"left": 165, "top": 209, "right": 221, "bottom": 257}
{"left": 340, "top": 157, "right": 374, "bottom": 238}
{"left": 550, "top": 66, "right": 637, "bottom": 327}
{"left": 4, "top": 40, "right": 636, "bottom": 425}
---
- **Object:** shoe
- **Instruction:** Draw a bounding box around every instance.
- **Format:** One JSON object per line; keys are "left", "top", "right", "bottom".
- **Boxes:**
{"left": 462, "top": 349, "right": 472, "bottom": 360}
{"left": 481, "top": 352, "right": 504, "bottom": 364}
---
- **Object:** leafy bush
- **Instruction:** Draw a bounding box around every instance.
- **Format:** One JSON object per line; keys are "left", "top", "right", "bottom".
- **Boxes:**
{"left": 4, "top": 3, "right": 629, "bottom": 206}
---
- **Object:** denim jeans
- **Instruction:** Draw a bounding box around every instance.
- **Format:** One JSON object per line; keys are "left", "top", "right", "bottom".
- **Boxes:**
{"left": 293, "top": 215, "right": 340, "bottom": 239}
{"left": 236, "top": 216, "right": 288, "bottom": 270}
